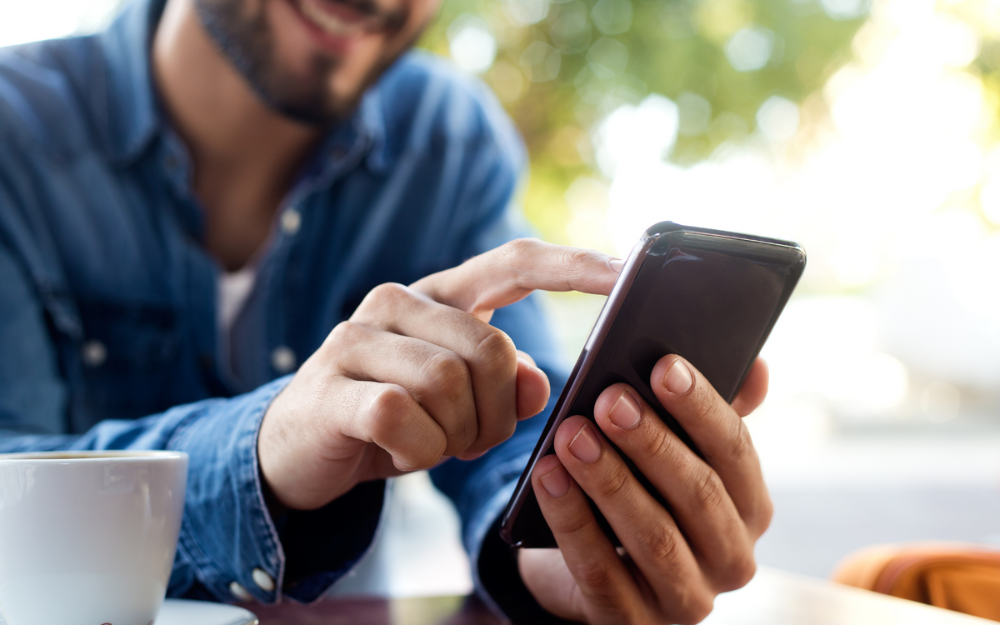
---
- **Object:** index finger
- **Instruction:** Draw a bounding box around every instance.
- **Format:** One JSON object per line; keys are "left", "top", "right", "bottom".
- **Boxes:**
{"left": 411, "top": 239, "right": 622, "bottom": 321}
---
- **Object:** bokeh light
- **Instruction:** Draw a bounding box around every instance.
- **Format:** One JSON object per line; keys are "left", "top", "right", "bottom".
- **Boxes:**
{"left": 447, "top": 16, "right": 497, "bottom": 74}
{"left": 724, "top": 25, "right": 776, "bottom": 72}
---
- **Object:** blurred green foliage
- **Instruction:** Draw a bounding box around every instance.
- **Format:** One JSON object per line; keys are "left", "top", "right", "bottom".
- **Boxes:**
{"left": 965, "top": 5, "right": 1000, "bottom": 146}
{"left": 419, "top": 0, "right": 866, "bottom": 244}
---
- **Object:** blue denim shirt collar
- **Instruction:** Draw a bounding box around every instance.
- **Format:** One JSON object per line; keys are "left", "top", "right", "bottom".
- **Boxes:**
{"left": 97, "top": 0, "right": 162, "bottom": 165}
{"left": 96, "top": 0, "right": 390, "bottom": 174}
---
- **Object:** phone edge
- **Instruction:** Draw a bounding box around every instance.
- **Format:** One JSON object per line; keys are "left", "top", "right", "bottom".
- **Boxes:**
{"left": 497, "top": 228, "right": 659, "bottom": 546}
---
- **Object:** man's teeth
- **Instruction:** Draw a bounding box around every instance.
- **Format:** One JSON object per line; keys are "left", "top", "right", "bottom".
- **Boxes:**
{"left": 299, "top": 0, "right": 367, "bottom": 36}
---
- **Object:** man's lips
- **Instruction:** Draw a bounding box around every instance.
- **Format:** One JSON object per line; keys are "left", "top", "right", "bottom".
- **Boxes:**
{"left": 293, "top": 0, "right": 380, "bottom": 38}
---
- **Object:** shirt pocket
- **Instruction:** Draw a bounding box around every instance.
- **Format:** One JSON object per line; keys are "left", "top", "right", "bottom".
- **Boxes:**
{"left": 71, "top": 298, "right": 182, "bottom": 425}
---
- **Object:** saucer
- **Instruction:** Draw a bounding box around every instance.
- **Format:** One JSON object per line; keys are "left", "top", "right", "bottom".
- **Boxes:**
{"left": 157, "top": 599, "right": 258, "bottom": 625}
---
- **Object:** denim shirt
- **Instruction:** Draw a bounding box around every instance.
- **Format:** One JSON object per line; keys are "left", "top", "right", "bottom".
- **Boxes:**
{"left": 0, "top": 0, "right": 566, "bottom": 609}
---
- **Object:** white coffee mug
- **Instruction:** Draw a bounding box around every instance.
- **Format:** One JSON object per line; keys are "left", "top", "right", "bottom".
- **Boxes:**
{"left": 0, "top": 451, "right": 188, "bottom": 625}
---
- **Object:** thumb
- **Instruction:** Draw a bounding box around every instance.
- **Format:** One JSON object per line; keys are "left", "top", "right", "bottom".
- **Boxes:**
{"left": 516, "top": 350, "right": 550, "bottom": 420}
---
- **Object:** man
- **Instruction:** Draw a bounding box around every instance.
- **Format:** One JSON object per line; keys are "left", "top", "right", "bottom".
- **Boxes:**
{"left": 0, "top": 0, "right": 772, "bottom": 621}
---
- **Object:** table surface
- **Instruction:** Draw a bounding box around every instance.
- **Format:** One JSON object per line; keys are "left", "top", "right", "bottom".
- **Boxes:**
{"left": 247, "top": 567, "right": 994, "bottom": 625}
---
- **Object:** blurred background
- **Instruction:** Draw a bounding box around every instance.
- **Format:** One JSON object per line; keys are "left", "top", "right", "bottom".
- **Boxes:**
{"left": 8, "top": 0, "right": 1000, "bottom": 598}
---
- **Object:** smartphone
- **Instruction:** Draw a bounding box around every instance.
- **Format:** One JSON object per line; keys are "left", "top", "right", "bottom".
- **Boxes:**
{"left": 499, "top": 222, "right": 806, "bottom": 548}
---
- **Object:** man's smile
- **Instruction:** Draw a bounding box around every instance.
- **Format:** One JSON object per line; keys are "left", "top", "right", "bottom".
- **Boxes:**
{"left": 284, "top": 0, "right": 405, "bottom": 55}
{"left": 294, "top": 0, "right": 377, "bottom": 37}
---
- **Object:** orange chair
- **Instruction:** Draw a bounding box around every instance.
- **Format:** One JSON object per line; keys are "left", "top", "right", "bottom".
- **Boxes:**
{"left": 832, "top": 544, "right": 1000, "bottom": 621}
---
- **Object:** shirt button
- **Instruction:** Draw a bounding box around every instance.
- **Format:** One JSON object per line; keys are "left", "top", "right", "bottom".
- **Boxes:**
{"left": 252, "top": 568, "right": 275, "bottom": 592}
{"left": 229, "top": 581, "right": 253, "bottom": 602}
{"left": 271, "top": 346, "right": 297, "bottom": 373}
{"left": 81, "top": 340, "right": 107, "bottom": 367}
{"left": 281, "top": 208, "right": 302, "bottom": 236}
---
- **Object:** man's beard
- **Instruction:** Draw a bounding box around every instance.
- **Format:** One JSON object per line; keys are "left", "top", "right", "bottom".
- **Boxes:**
{"left": 195, "top": 0, "right": 368, "bottom": 125}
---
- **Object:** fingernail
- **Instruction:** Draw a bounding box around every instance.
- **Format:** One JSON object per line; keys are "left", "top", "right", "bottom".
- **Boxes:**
{"left": 663, "top": 358, "right": 694, "bottom": 395}
{"left": 609, "top": 258, "right": 624, "bottom": 273}
{"left": 568, "top": 422, "right": 602, "bottom": 463}
{"left": 609, "top": 389, "right": 641, "bottom": 430}
{"left": 540, "top": 464, "right": 571, "bottom": 497}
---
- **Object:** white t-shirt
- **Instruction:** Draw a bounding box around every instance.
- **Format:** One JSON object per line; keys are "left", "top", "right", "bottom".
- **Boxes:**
{"left": 218, "top": 266, "right": 257, "bottom": 375}
{"left": 219, "top": 266, "right": 256, "bottom": 336}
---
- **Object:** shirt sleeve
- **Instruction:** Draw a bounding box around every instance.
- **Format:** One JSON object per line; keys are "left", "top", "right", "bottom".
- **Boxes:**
{"left": 0, "top": 237, "right": 384, "bottom": 604}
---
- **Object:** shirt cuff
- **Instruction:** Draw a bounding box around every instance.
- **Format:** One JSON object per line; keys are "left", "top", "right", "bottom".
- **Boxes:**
{"left": 278, "top": 478, "right": 387, "bottom": 602}
{"left": 164, "top": 376, "right": 387, "bottom": 604}
{"left": 166, "top": 377, "right": 290, "bottom": 603}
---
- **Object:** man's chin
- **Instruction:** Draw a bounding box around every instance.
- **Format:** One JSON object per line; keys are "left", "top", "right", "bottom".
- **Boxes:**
{"left": 195, "top": 0, "right": 422, "bottom": 127}
{"left": 248, "top": 79, "right": 347, "bottom": 126}
{"left": 271, "top": 93, "right": 361, "bottom": 126}
{"left": 272, "top": 65, "right": 393, "bottom": 125}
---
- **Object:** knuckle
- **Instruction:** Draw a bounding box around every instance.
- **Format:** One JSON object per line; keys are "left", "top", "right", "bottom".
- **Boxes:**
{"left": 413, "top": 427, "right": 448, "bottom": 470}
{"left": 737, "top": 555, "right": 758, "bottom": 588}
{"left": 475, "top": 329, "right": 518, "bottom": 375}
{"left": 565, "top": 246, "right": 597, "bottom": 268}
{"left": 575, "top": 561, "right": 621, "bottom": 606}
{"left": 368, "top": 385, "right": 445, "bottom": 470}
{"left": 691, "top": 390, "right": 717, "bottom": 423}
{"left": 645, "top": 422, "right": 680, "bottom": 460}
{"left": 419, "top": 351, "right": 471, "bottom": 394}
{"left": 494, "top": 239, "right": 540, "bottom": 285}
{"left": 746, "top": 490, "right": 775, "bottom": 538}
{"left": 596, "top": 461, "right": 632, "bottom": 500}
{"left": 673, "top": 591, "right": 714, "bottom": 625}
{"left": 547, "top": 504, "right": 593, "bottom": 537}
{"left": 758, "top": 492, "right": 775, "bottom": 534}
{"left": 691, "top": 468, "right": 726, "bottom": 515}
{"left": 565, "top": 247, "right": 605, "bottom": 282}
{"left": 328, "top": 320, "right": 363, "bottom": 347}
{"left": 373, "top": 384, "right": 410, "bottom": 416}
{"left": 368, "top": 385, "right": 411, "bottom": 432}
{"left": 706, "top": 538, "right": 757, "bottom": 592}
{"left": 720, "top": 554, "right": 757, "bottom": 591}
{"left": 727, "top": 419, "right": 753, "bottom": 463}
{"left": 367, "top": 282, "right": 411, "bottom": 309}
{"left": 500, "top": 237, "right": 537, "bottom": 260}
{"left": 448, "top": 424, "right": 477, "bottom": 455}
{"left": 406, "top": 442, "right": 445, "bottom": 471}
{"left": 636, "top": 521, "right": 683, "bottom": 566}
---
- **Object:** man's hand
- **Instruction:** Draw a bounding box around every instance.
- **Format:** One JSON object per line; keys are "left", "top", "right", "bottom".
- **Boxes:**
{"left": 520, "top": 355, "right": 772, "bottom": 625}
{"left": 257, "top": 239, "right": 623, "bottom": 510}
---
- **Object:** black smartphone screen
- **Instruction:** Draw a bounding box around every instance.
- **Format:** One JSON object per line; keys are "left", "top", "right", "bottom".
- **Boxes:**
{"left": 500, "top": 222, "right": 806, "bottom": 548}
